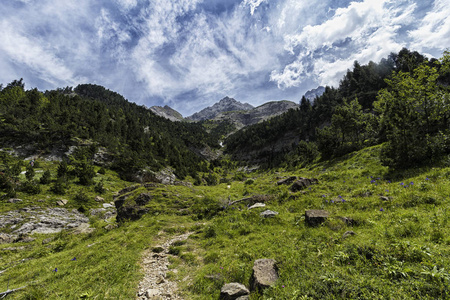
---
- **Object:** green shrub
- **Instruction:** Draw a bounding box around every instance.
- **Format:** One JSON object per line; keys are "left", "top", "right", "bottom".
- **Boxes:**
{"left": 22, "top": 180, "right": 41, "bottom": 194}
{"left": 40, "top": 169, "right": 52, "bottom": 184}
{"left": 51, "top": 179, "right": 67, "bottom": 195}
{"left": 74, "top": 191, "right": 89, "bottom": 203}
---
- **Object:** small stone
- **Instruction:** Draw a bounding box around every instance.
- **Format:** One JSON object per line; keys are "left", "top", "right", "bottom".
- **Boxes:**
{"left": 42, "top": 237, "right": 55, "bottom": 245}
{"left": 260, "top": 210, "right": 278, "bottom": 218}
{"left": 56, "top": 199, "right": 68, "bottom": 206}
{"left": 290, "top": 177, "right": 318, "bottom": 192}
{"left": 220, "top": 283, "right": 250, "bottom": 300}
{"left": 343, "top": 231, "right": 356, "bottom": 238}
{"left": 156, "top": 276, "right": 165, "bottom": 284}
{"left": 102, "top": 203, "right": 114, "bottom": 208}
{"left": 248, "top": 203, "right": 266, "bottom": 210}
{"left": 8, "top": 198, "right": 23, "bottom": 203}
{"left": 145, "top": 289, "right": 159, "bottom": 298}
{"left": 380, "top": 196, "right": 391, "bottom": 201}
{"left": 95, "top": 196, "right": 105, "bottom": 202}
{"left": 152, "top": 246, "right": 164, "bottom": 253}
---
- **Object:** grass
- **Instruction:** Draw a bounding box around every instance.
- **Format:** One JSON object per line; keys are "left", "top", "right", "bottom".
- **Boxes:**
{"left": 1, "top": 145, "right": 449, "bottom": 299}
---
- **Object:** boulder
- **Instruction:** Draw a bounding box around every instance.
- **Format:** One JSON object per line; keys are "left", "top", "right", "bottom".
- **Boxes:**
{"left": 250, "top": 259, "right": 279, "bottom": 291}
{"left": 220, "top": 283, "right": 250, "bottom": 300}
{"left": 305, "top": 210, "right": 329, "bottom": 226}
{"left": 290, "top": 178, "right": 318, "bottom": 192}
{"left": 102, "top": 203, "right": 114, "bottom": 209}
{"left": 277, "top": 176, "right": 297, "bottom": 185}
{"left": 260, "top": 210, "right": 278, "bottom": 218}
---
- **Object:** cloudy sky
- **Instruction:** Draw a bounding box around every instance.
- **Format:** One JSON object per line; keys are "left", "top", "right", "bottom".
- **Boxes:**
{"left": 1, "top": 0, "right": 449, "bottom": 116}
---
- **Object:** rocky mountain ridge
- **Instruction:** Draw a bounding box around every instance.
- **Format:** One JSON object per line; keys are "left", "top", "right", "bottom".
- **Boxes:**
{"left": 212, "top": 100, "right": 299, "bottom": 130}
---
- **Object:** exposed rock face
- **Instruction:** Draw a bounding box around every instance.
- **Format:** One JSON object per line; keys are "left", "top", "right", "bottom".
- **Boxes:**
{"left": 7, "top": 198, "right": 23, "bottom": 203}
{"left": 220, "top": 283, "right": 250, "bottom": 300}
{"left": 290, "top": 178, "right": 318, "bottom": 192}
{"left": 250, "top": 259, "right": 279, "bottom": 291}
{"left": 114, "top": 190, "right": 151, "bottom": 222}
{"left": 0, "top": 207, "right": 89, "bottom": 235}
{"left": 149, "top": 105, "right": 184, "bottom": 122}
{"left": 188, "top": 97, "right": 254, "bottom": 121}
{"left": 305, "top": 210, "right": 329, "bottom": 226}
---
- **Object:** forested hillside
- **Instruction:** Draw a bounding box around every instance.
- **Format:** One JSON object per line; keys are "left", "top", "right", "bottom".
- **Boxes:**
{"left": 225, "top": 49, "right": 450, "bottom": 169}
{"left": 0, "top": 83, "right": 217, "bottom": 180}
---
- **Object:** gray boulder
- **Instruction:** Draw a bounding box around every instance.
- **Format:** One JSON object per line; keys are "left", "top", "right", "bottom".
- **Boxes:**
{"left": 220, "top": 283, "right": 250, "bottom": 300}
{"left": 250, "top": 259, "right": 279, "bottom": 291}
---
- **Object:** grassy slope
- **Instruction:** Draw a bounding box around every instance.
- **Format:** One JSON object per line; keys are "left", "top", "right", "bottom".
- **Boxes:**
{"left": 1, "top": 145, "right": 449, "bottom": 299}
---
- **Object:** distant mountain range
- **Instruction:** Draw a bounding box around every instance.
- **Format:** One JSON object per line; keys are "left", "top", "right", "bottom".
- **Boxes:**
{"left": 187, "top": 96, "right": 254, "bottom": 121}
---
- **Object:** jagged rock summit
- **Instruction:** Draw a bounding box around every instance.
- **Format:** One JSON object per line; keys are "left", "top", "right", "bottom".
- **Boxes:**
{"left": 187, "top": 96, "right": 254, "bottom": 121}
{"left": 303, "top": 86, "right": 325, "bottom": 102}
{"left": 149, "top": 105, "right": 184, "bottom": 122}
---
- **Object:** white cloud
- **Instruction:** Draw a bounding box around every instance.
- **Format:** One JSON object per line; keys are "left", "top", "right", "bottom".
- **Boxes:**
{"left": 0, "top": 20, "right": 83, "bottom": 86}
{"left": 409, "top": 0, "right": 450, "bottom": 55}
{"left": 271, "top": 0, "right": 416, "bottom": 88}
{"left": 242, "top": 0, "right": 266, "bottom": 15}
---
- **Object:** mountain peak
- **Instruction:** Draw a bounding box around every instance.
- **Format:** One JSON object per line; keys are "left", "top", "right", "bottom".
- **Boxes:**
{"left": 187, "top": 97, "right": 254, "bottom": 121}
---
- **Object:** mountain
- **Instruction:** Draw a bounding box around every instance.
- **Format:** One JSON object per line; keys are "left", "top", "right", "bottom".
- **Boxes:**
{"left": 303, "top": 86, "right": 325, "bottom": 102}
{"left": 149, "top": 105, "right": 184, "bottom": 122}
{"left": 187, "top": 96, "right": 254, "bottom": 121}
{"left": 212, "top": 100, "right": 299, "bottom": 130}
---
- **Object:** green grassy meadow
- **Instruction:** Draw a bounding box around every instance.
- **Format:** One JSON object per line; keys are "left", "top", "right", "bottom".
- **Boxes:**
{"left": 1, "top": 145, "right": 449, "bottom": 299}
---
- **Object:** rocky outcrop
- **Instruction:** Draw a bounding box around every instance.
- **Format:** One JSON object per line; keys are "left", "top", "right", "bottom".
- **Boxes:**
{"left": 0, "top": 207, "right": 89, "bottom": 235}
{"left": 250, "top": 259, "right": 279, "bottom": 291}
{"left": 114, "top": 189, "right": 152, "bottom": 222}
{"left": 220, "top": 283, "right": 250, "bottom": 300}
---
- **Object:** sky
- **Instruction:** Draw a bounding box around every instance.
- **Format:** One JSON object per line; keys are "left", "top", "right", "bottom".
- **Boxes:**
{"left": 1, "top": 0, "right": 449, "bottom": 116}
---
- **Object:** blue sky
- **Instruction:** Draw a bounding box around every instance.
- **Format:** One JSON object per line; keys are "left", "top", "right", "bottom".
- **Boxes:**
{"left": 1, "top": 0, "right": 449, "bottom": 116}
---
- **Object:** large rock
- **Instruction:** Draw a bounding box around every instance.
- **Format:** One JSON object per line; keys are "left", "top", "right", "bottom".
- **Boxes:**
{"left": 250, "top": 259, "right": 279, "bottom": 291}
{"left": 290, "top": 178, "right": 318, "bottom": 192}
{"left": 220, "top": 283, "right": 250, "bottom": 300}
{"left": 305, "top": 210, "right": 329, "bottom": 226}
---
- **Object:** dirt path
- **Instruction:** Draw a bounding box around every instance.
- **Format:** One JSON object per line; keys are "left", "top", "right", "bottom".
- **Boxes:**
{"left": 136, "top": 232, "right": 193, "bottom": 300}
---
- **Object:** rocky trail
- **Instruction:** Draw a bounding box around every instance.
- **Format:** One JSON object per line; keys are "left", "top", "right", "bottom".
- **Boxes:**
{"left": 136, "top": 231, "right": 193, "bottom": 300}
